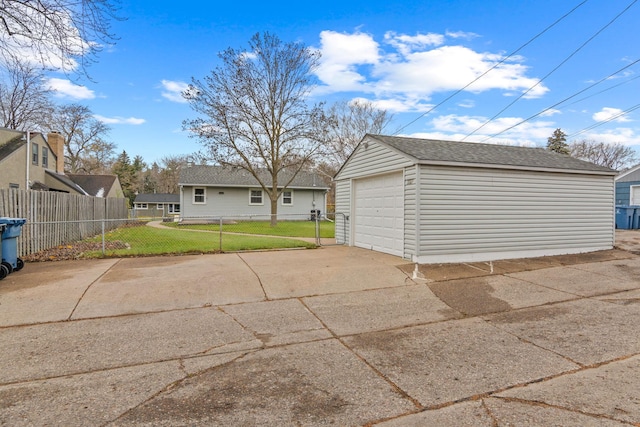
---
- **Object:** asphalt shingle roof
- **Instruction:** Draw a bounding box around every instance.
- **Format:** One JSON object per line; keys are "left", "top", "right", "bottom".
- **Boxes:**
{"left": 368, "top": 134, "right": 616, "bottom": 174}
{"left": 67, "top": 174, "right": 118, "bottom": 197}
{"left": 179, "top": 166, "right": 330, "bottom": 189}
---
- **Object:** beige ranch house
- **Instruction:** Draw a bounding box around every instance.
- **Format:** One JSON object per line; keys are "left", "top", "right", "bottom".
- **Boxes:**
{"left": 334, "top": 134, "right": 616, "bottom": 264}
{"left": 178, "top": 165, "right": 329, "bottom": 220}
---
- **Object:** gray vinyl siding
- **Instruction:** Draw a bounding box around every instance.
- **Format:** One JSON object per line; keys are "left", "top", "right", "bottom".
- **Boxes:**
{"left": 181, "top": 186, "right": 325, "bottom": 219}
{"left": 335, "top": 137, "right": 413, "bottom": 181}
{"left": 334, "top": 179, "right": 351, "bottom": 244}
{"left": 416, "top": 166, "right": 614, "bottom": 261}
{"left": 403, "top": 165, "right": 417, "bottom": 258}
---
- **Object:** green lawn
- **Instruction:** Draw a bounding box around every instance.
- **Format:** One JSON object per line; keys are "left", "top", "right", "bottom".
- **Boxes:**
{"left": 84, "top": 224, "right": 316, "bottom": 257}
{"left": 164, "top": 220, "right": 335, "bottom": 238}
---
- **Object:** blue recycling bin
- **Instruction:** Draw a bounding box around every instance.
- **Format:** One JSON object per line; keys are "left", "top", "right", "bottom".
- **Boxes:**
{"left": 0, "top": 224, "right": 6, "bottom": 280}
{"left": 615, "top": 206, "right": 637, "bottom": 229}
{"left": 0, "top": 217, "right": 26, "bottom": 274}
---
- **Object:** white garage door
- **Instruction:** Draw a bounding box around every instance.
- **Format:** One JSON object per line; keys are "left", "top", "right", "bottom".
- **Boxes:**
{"left": 354, "top": 172, "right": 404, "bottom": 257}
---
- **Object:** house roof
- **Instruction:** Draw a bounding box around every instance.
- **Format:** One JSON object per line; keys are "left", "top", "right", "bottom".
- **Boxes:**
{"left": 364, "top": 134, "right": 616, "bottom": 175}
{"left": 0, "top": 134, "right": 25, "bottom": 162}
{"left": 179, "top": 166, "right": 330, "bottom": 189}
{"left": 615, "top": 163, "right": 640, "bottom": 181}
{"left": 45, "top": 170, "right": 88, "bottom": 195}
{"left": 134, "top": 193, "right": 179, "bottom": 203}
{"left": 67, "top": 174, "right": 119, "bottom": 197}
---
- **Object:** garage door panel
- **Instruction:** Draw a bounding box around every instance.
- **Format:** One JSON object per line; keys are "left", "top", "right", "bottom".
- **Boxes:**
{"left": 354, "top": 172, "right": 404, "bottom": 257}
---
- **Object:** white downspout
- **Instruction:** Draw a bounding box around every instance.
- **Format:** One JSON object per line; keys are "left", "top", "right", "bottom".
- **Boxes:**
{"left": 25, "top": 131, "right": 30, "bottom": 189}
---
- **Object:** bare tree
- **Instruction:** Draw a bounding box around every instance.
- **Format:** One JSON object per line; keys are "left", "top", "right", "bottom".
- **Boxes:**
{"left": 49, "top": 103, "right": 112, "bottom": 173}
{"left": 184, "top": 32, "right": 327, "bottom": 225}
{"left": 570, "top": 140, "right": 638, "bottom": 170}
{"left": 0, "top": 54, "right": 54, "bottom": 130}
{"left": 321, "top": 99, "right": 393, "bottom": 176}
{"left": 0, "top": 0, "right": 121, "bottom": 76}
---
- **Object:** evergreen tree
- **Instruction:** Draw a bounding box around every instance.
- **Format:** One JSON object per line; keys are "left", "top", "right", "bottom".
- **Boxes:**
{"left": 546, "top": 128, "right": 570, "bottom": 155}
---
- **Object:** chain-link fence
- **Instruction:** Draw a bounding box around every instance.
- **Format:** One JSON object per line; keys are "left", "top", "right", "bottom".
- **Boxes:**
{"left": 20, "top": 213, "right": 343, "bottom": 261}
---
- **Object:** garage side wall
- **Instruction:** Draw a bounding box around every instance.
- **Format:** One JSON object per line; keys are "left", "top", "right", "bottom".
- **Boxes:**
{"left": 416, "top": 165, "right": 614, "bottom": 263}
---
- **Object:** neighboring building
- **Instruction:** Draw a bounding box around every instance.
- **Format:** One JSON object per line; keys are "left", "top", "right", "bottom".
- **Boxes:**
{"left": 133, "top": 193, "right": 180, "bottom": 217}
{"left": 178, "top": 165, "right": 329, "bottom": 219}
{"left": 67, "top": 174, "right": 124, "bottom": 198}
{"left": 0, "top": 128, "right": 123, "bottom": 198}
{"left": 334, "top": 134, "right": 616, "bottom": 263}
{"left": 0, "top": 128, "right": 78, "bottom": 193}
{"left": 614, "top": 163, "right": 640, "bottom": 205}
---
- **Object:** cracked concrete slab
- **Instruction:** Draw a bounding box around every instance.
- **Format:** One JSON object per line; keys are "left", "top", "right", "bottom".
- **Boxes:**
{"left": 0, "top": 308, "right": 258, "bottom": 384}
{"left": 376, "top": 401, "right": 494, "bottom": 426}
{"left": 506, "top": 265, "right": 639, "bottom": 297}
{"left": 484, "top": 397, "right": 627, "bottom": 426}
{"left": 72, "top": 254, "right": 265, "bottom": 319}
{"left": 595, "top": 288, "right": 640, "bottom": 305}
{"left": 112, "top": 339, "right": 416, "bottom": 426}
{"left": 238, "top": 247, "right": 412, "bottom": 299}
{"left": 486, "top": 299, "right": 640, "bottom": 366}
{"left": 0, "top": 259, "right": 118, "bottom": 327}
{"left": 343, "top": 317, "right": 578, "bottom": 407}
{"left": 0, "top": 361, "right": 185, "bottom": 427}
{"left": 569, "top": 257, "right": 640, "bottom": 284}
{"left": 221, "top": 299, "right": 332, "bottom": 346}
{"left": 303, "top": 284, "right": 461, "bottom": 336}
{"left": 495, "top": 356, "right": 640, "bottom": 424}
{"left": 428, "top": 274, "right": 574, "bottom": 316}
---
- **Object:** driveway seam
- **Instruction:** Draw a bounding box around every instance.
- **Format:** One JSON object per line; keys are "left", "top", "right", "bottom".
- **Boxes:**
{"left": 67, "top": 258, "right": 123, "bottom": 321}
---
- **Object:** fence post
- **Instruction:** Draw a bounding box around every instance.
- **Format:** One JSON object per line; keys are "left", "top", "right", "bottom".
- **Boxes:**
{"left": 101, "top": 218, "right": 105, "bottom": 255}
{"left": 219, "top": 217, "right": 223, "bottom": 252}
{"left": 315, "top": 213, "right": 321, "bottom": 246}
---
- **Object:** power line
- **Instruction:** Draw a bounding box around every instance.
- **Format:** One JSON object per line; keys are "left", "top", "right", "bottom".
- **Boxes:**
{"left": 480, "top": 58, "right": 640, "bottom": 142}
{"left": 566, "top": 103, "right": 640, "bottom": 139}
{"left": 461, "top": 0, "right": 638, "bottom": 141}
{"left": 391, "top": 0, "right": 589, "bottom": 135}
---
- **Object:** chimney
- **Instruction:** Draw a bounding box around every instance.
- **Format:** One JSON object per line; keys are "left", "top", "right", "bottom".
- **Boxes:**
{"left": 47, "top": 132, "right": 65, "bottom": 174}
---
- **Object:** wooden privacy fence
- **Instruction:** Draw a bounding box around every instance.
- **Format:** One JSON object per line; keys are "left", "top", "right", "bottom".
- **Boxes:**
{"left": 0, "top": 189, "right": 128, "bottom": 256}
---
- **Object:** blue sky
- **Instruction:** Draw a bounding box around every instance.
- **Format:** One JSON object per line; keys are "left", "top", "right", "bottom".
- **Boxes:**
{"left": 42, "top": 0, "right": 640, "bottom": 165}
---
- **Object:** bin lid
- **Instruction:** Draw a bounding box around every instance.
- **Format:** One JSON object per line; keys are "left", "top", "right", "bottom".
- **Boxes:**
{"left": 0, "top": 217, "right": 27, "bottom": 225}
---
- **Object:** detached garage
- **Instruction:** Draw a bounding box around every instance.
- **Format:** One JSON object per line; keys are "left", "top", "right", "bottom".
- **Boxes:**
{"left": 334, "top": 134, "right": 616, "bottom": 263}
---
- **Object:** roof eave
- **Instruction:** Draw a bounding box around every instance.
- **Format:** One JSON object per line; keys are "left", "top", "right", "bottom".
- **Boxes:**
{"left": 416, "top": 159, "right": 617, "bottom": 176}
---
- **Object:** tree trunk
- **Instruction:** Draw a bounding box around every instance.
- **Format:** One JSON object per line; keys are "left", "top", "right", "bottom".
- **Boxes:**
{"left": 270, "top": 194, "right": 278, "bottom": 227}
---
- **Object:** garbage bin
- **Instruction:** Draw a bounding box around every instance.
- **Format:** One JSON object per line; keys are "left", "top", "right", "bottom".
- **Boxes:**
{"left": 310, "top": 209, "right": 321, "bottom": 221}
{"left": 0, "top": 224, "right": 7, "bottom": 280}
{"left": 615, "top": 206, "right": 635, "bottom": 229}
{"left": 0, "top": 217, "right": 26, "bottom": 274}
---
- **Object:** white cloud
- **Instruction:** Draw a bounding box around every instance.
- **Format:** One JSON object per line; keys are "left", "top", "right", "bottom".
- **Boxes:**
{"left": 161, "top": 79, "right": 189, "bottom": 103}
{"left": 539, "top": 108, "right": 561, "bottom": 117}
{"left": 314, "top": 31, "right": 380, "bottom": 93}
{"left": 314, "top": 30, "right": 548, "bottom": 102}
{"left": 592, "top": 107, "right": 632, "bottom": 123}
{"left": 45, "top": 78, "right": 95, "bottom": 100}
{"left": 577, "top": 128, "right": 640, "bottom": 146}
{"left": 445, "top": 30, "right": 480, "bottom": 40}
{"left": 94, "top": 115, "right": 145, "bottom": 125}
{"left": 457, "top": 100, "right": 475, "bottom": 108}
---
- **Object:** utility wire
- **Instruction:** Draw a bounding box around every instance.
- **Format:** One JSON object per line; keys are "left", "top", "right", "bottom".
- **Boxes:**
{"left": 566, "top": 103, "right": 640, "bottom": 139}
{"left": 480, "top": 58, "right": 640, "bottom": 142}
{"left": 391, "top": 0, "right": 589, "bottom": 135}
{"left": 461, "top": 0, "right": 637, "bottom": 141}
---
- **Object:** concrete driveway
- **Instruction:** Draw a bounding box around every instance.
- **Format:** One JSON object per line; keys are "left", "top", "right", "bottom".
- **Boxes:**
{"left": 1, "top": 245, "right": 640, "bottom": 426}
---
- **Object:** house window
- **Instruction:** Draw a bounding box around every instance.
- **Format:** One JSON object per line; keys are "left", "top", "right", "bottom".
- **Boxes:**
{"left": 282, "top": 190, "right": 293, "bottom": 205}
{"left": 32, "top": 143, "right": 39, "bottom": 165}
{"left": 135, "top": 203, "right": 148, "bottom": 209}
{"left": 156, "top": 203, "right": 164, "bottom": 210}
{"left": 42, "top": 147, "right": 48, "bottom": 168}
{"left": 9, "top": 183, "right": 19, "bottom": 189}
{"left": 631, "top": 185, "right": 640, "bottom": 205}
{"left": 193, "top": 187, "right": 206, "bottom": 204}
{"left": 249, "top": 189, "right": 263, "bottom": 205}
{"left": 168, "top": 204, "right": 180, "bottom": 213}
